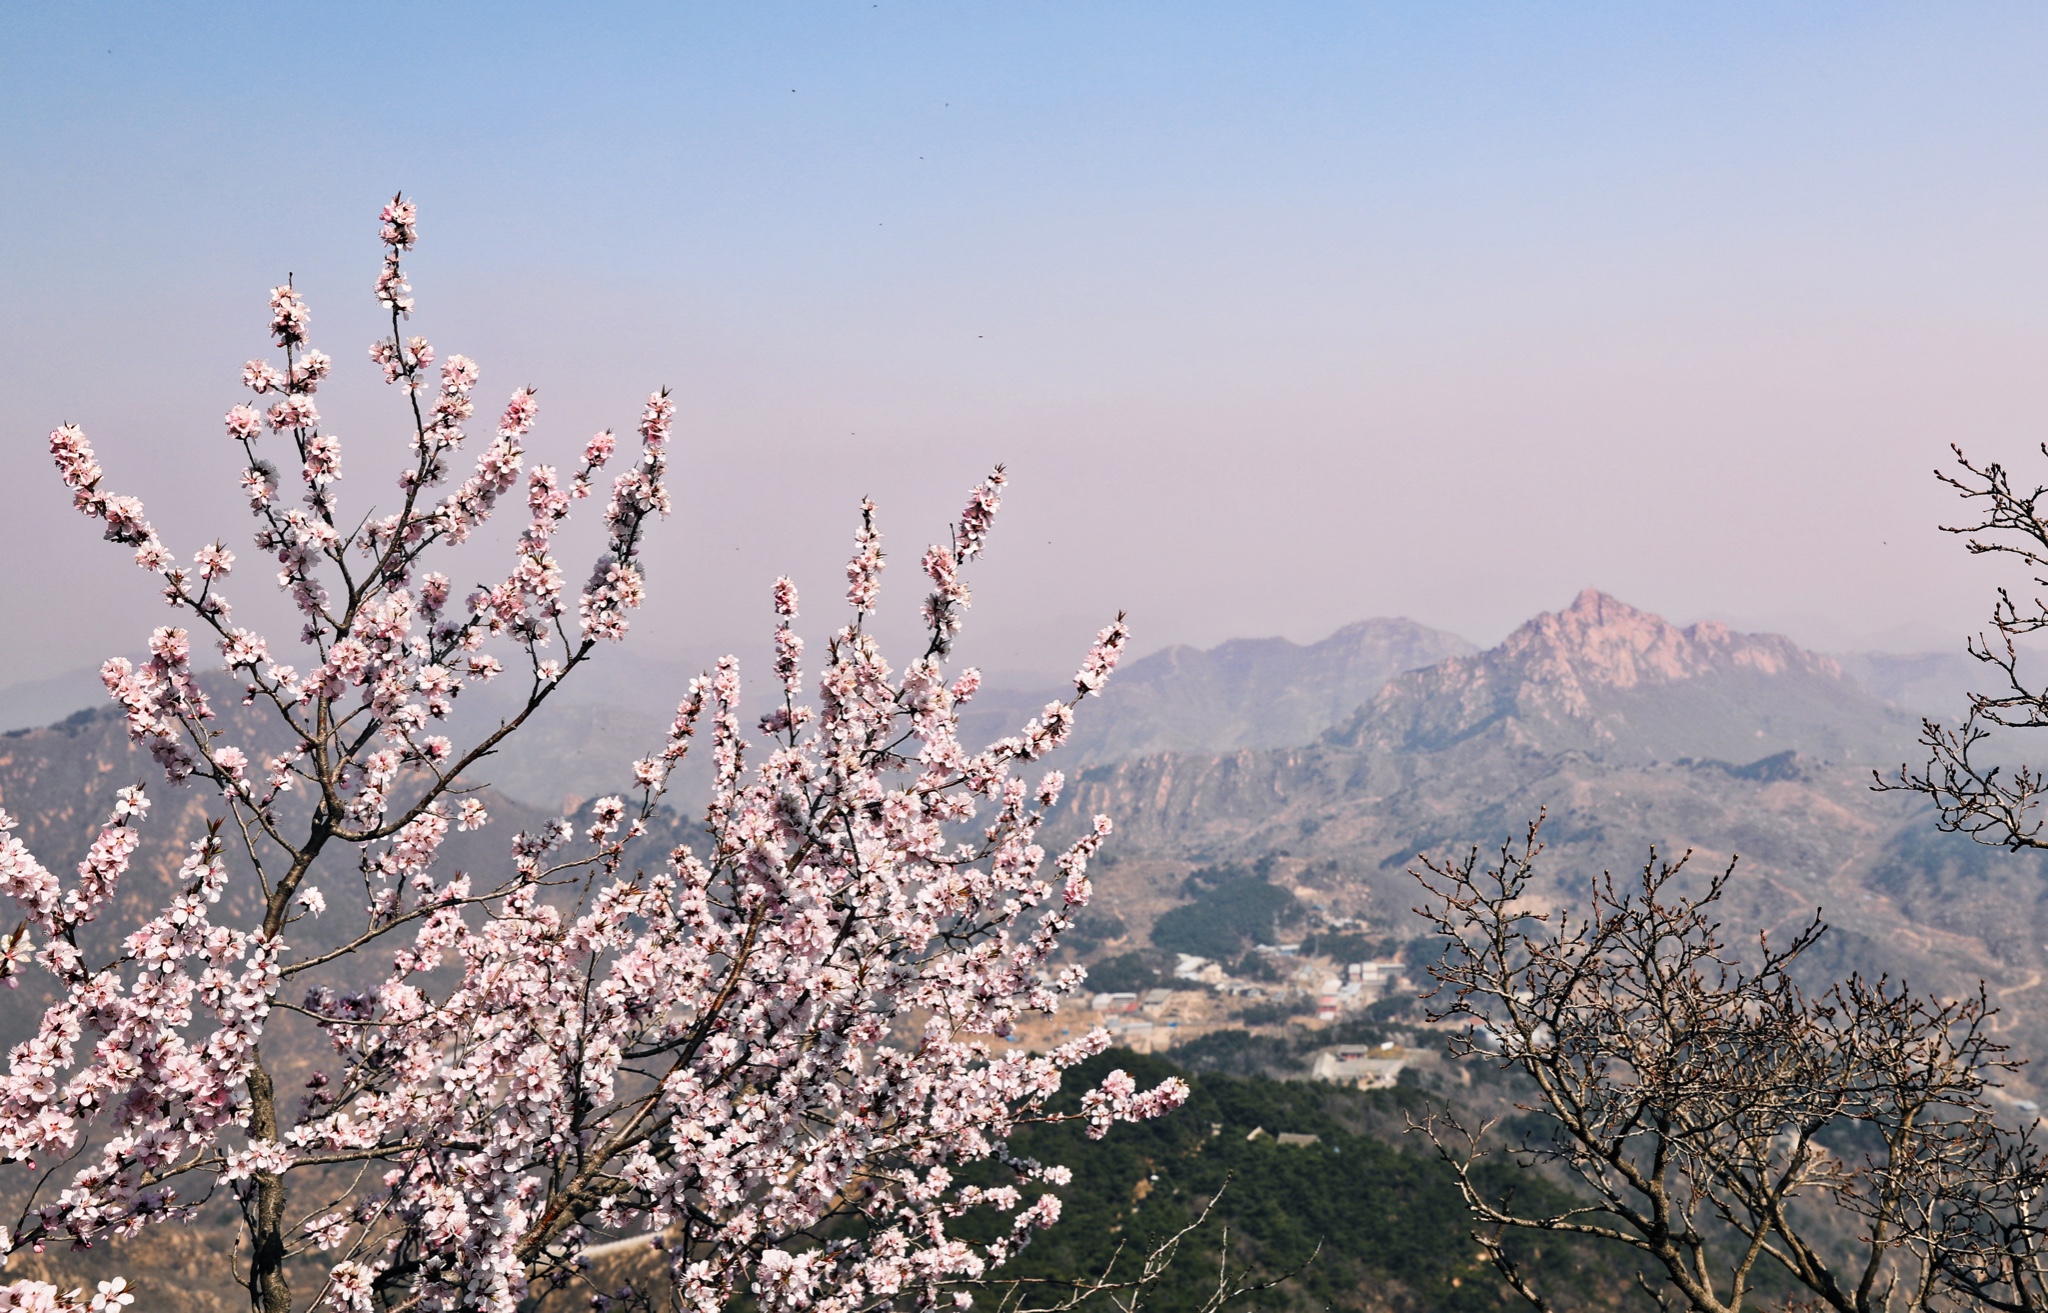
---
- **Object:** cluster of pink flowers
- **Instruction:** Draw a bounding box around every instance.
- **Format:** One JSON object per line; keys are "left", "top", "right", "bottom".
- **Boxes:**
{"left": 579, "top": 392, "right": 670, "bottom": 642}
{"left": 3, "top": 199, "right": 1178, "bottom": 1312}
{"left": 0, "top": 1276, "right": 131, "bottom": 1311}
{"left": 919, "top": 468, "right": 1003, "bottom": 649}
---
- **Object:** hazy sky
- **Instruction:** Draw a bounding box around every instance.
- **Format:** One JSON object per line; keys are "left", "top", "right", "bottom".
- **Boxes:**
{"left": 5, "top": 3, "right": 2048, "bottom": 686}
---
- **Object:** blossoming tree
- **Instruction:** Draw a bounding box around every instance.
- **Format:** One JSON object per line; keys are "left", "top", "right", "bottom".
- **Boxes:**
{"left": 0, "top": 200, "right": 1186, "bottom": 1313}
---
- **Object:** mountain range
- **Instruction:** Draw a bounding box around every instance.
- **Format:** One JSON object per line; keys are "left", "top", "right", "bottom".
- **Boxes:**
{"left": 1330, "top": 588, "right": 1909, "bottom": 763}
{"left": 2, "top": 590, "right": 2040, "bottom": 1073}
{"left": 1062, "top": 589, "right": 2048, "bottom": 1094}
{"left": 0, "top": 602, "right": 1984, "bottom": 804}
{"left": 0, "top": 616, "right": 1478, "bottom": 808}
{"left": 955, "top": 617, "right": 1478, "bottom": 768}
{"left": 5, "top": 584, "right": 2048, "bottom": 1308}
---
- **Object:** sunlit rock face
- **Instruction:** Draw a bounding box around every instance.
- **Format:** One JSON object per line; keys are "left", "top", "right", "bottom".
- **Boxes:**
{"left": 1331, "top": 589, "right": 1899, "bottom": 764}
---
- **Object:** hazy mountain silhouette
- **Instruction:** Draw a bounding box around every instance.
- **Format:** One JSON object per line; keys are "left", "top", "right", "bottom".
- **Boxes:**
{"left": 957, "top": 618, "right": 1477, "bottom": 769}
{"left": 1834, "top": 649, "right": 1985, "bottom": 719}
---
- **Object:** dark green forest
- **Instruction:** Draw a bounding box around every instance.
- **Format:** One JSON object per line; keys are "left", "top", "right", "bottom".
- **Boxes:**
{"left": 1149, "top": 864, "right": 1306, "bottom": 961}
{"left": 960, "top": 1049, "right": 1658, "bottom": 1313}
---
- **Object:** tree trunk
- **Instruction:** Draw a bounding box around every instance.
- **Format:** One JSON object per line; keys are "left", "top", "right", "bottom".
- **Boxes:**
{"left": 246, "top": 1051, "right": 290, "bottom": 1312}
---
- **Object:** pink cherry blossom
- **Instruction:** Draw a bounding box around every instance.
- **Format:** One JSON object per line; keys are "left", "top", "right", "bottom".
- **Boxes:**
{"left": 9, "top": 198, "right": 1178, "bottom": 1313}
{"left": 269, "top": 284, "right": 310, "bottom": 348}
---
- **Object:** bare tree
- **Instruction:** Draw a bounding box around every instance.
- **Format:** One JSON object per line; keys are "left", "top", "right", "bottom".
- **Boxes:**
{"left": 966, "top": 1182, "right": 1316, "bottom": 1313}
{"left": 1885, "top": 444, "right": 2048, "bottom": 848}
{"left": 1411, "top": 819, "right": 2048, "bottom": 1313}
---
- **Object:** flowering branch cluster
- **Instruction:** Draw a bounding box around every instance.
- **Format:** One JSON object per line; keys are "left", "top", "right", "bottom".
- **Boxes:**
{"left": 6, "top": 200, "right": 1179, "bottom": 1313}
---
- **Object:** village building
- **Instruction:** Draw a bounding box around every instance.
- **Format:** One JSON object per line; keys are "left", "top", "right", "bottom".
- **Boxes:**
{"left": 1310, "top": 1042, "right": 1409, "bottom": 1089}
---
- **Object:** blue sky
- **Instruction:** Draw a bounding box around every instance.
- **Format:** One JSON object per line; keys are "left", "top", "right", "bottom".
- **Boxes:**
{"left": 5, "top": 3, "right": 2047, "bottom": 682}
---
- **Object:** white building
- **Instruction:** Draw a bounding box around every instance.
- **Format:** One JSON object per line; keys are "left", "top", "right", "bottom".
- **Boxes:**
{"left": 1346, "top": 960, "right": 1408, "bottom": 991}
{"left": 1310, "top": 1042, "right": 1408, "bottom": 1089}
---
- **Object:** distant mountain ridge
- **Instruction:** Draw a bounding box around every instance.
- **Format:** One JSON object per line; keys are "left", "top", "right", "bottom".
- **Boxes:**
{"left": 0, "top": 666, "right": 123, "bottom": 735}
{"left": 6, "top": 592, "right": 2048, "bottom": 1085}
{"left": 1330, "top": 588, "right": 1913, "bottom": 763}
{"left": 1835, "top": 650, "right": 1984, "bottom": 720}
{"left": 0, "top": 598, "right": 1987, "bottom": 808}
{"left": 1069, "top": 589, "right": 1922, "bottom": 860}
{"left": 958, "top": 617, "right": 1477, "bottom": 769}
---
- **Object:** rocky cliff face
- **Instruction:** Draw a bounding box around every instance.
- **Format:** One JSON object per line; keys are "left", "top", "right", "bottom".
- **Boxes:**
{"left": 1329, "top": 589, "right": 1907, "bottom": 763}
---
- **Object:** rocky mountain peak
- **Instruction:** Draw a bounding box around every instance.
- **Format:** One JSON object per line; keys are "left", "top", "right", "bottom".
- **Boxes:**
{"left": 1494, "top": 589, "right": 1842, "bottom": 712}
{"left": 1331, "top": 590, "right": 1886, "bottom": 761}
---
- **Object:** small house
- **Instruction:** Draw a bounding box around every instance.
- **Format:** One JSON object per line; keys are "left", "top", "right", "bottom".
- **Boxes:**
{"left": 1310, "top": 1043, "right": 1408, "bottom": 1089}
